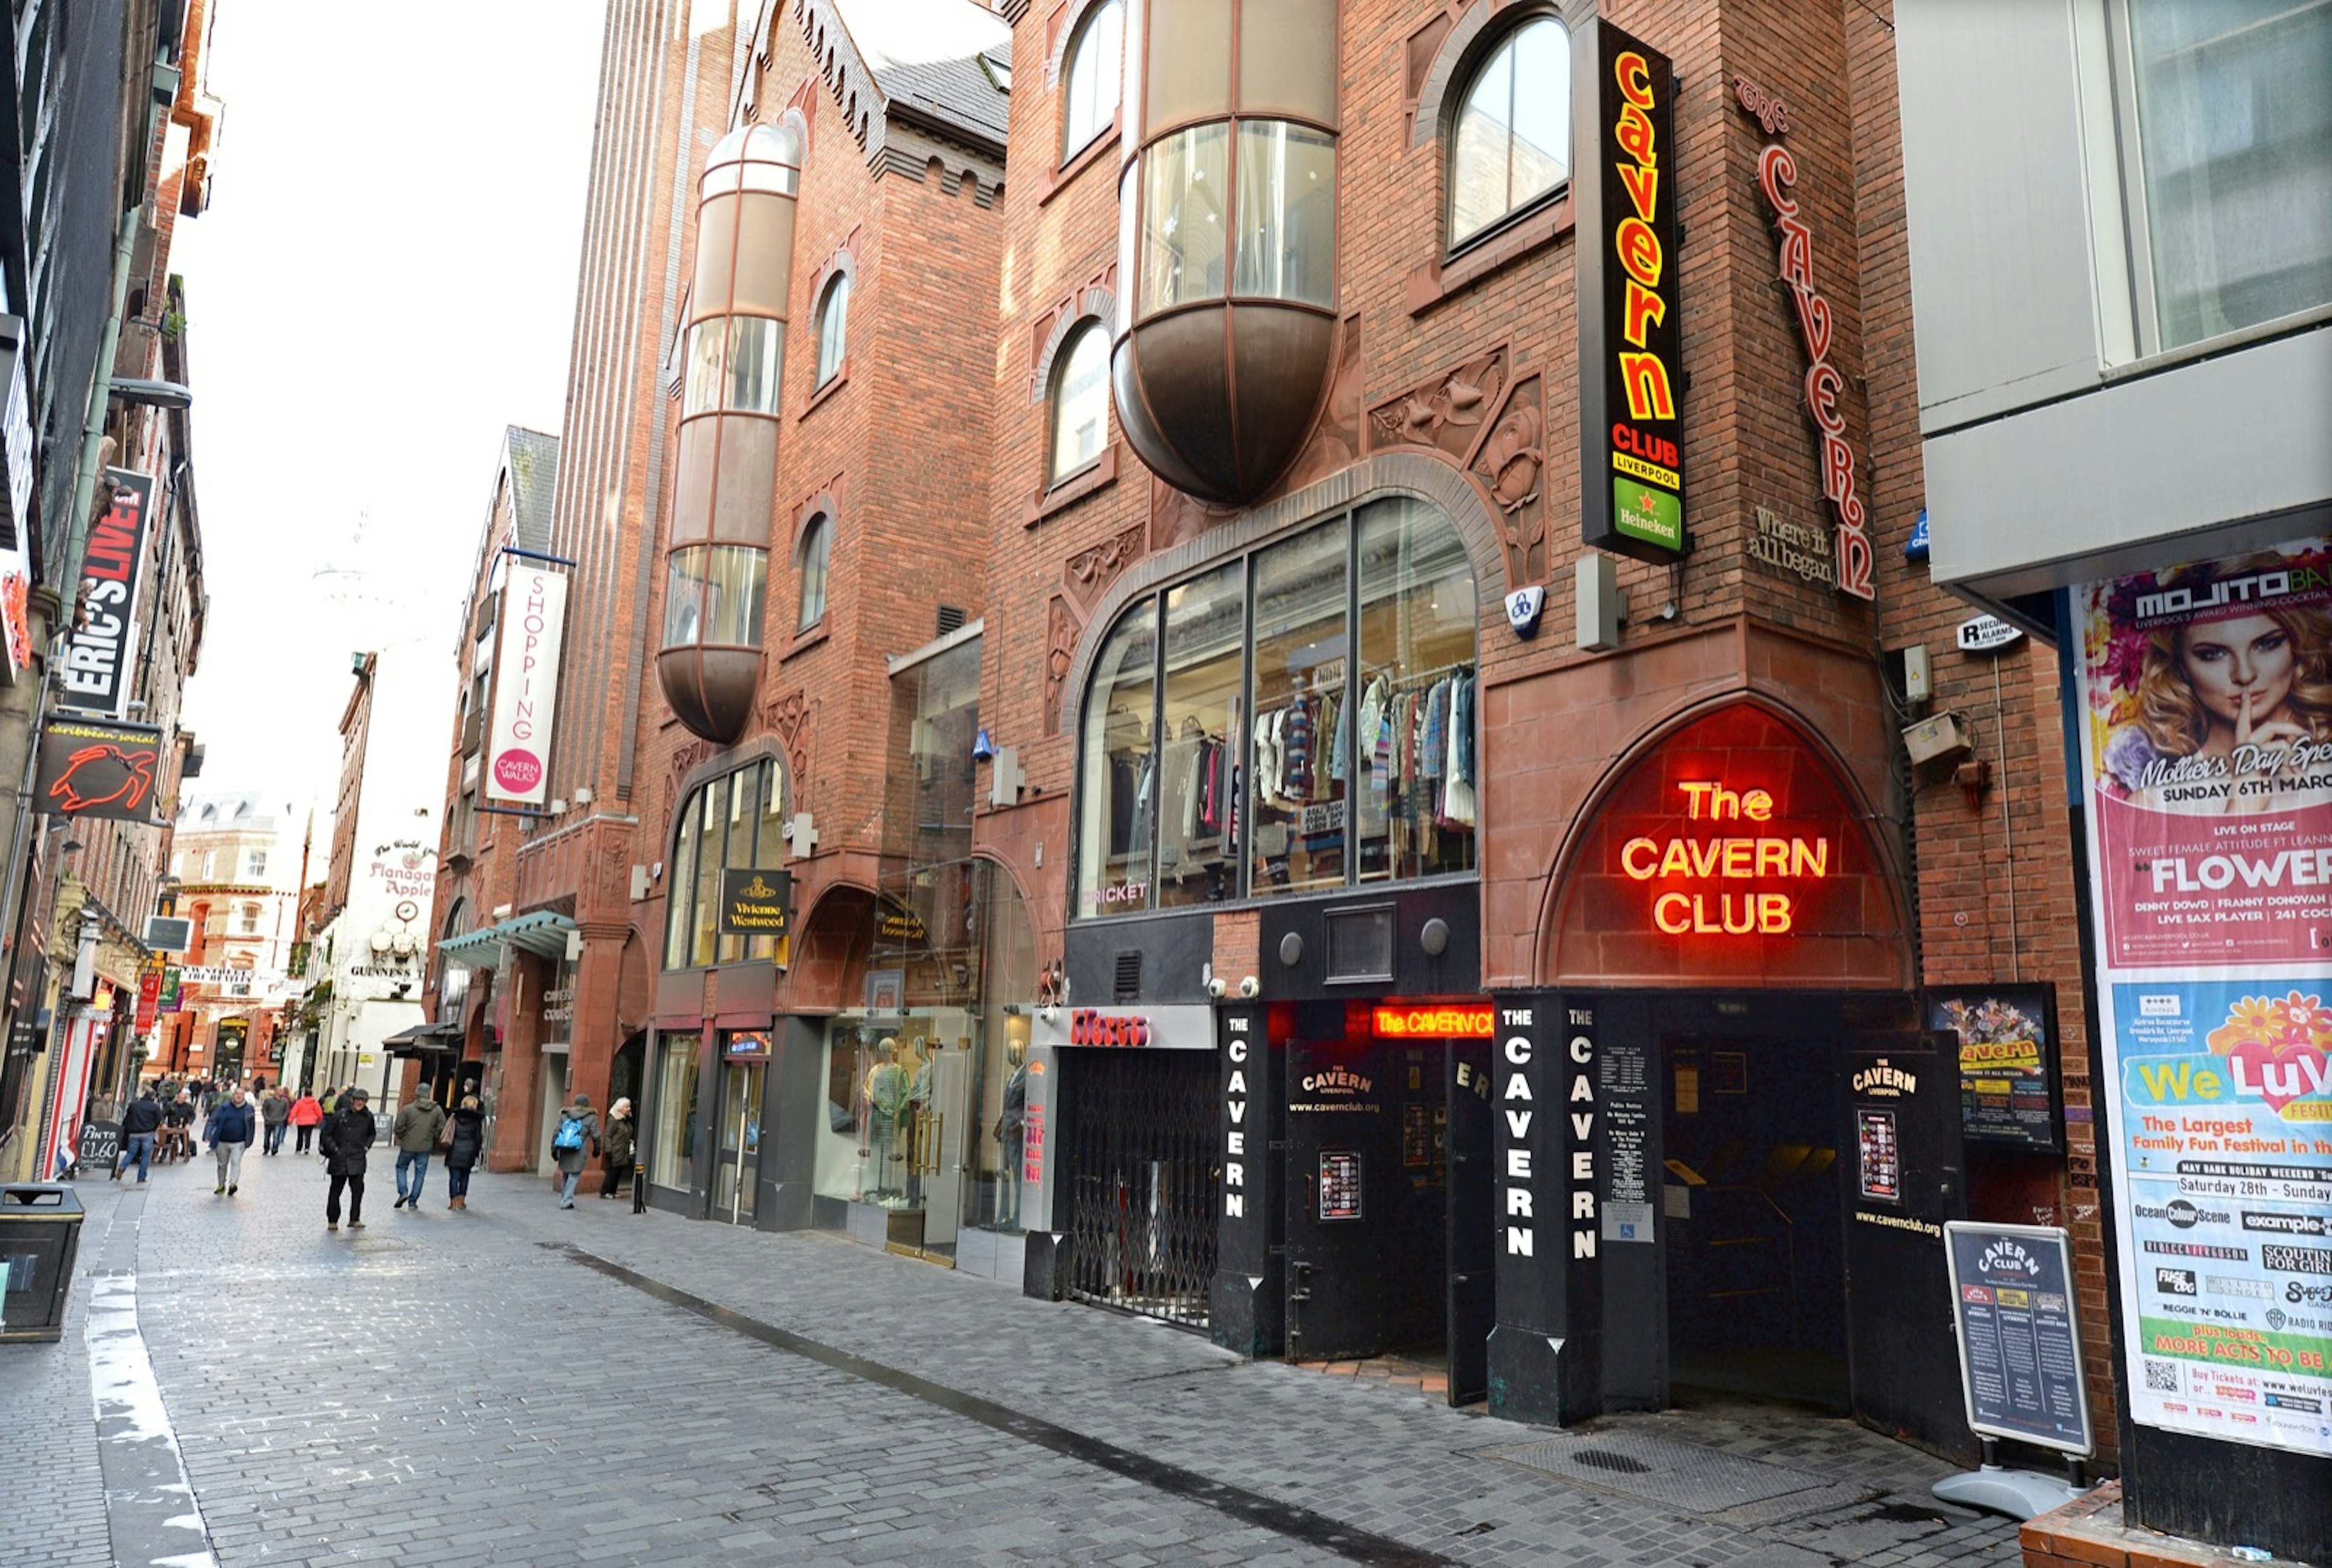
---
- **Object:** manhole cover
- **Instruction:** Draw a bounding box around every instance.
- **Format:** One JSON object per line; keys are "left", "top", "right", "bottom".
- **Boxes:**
{"left": 1490, "top": 1429, "right": 1827, "bottom": 1513}
{"left": 1574, "top": 1450, "right": 1652, "bottom": 1474}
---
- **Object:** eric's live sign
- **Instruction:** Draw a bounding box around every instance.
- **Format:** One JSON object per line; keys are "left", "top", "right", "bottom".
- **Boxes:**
{"left": 1577, "top": 21, "right": 1685, "bottom": 563}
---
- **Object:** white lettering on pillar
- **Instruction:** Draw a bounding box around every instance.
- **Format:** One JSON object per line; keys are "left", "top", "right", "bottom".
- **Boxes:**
{"left": 1569, "top": 1013, "right": 1598, "bottom": 1260}
{"left": 1224, "top": 1018, "right": 1250, "bottom": 1220}
{"left": 1500, "top": 1008, "right": 1536, "bottom": 1258}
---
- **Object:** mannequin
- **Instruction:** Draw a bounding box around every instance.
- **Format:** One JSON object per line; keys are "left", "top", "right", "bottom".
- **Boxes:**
{"left": 904, "top": 1036, "right": 935, "bottom": 1207}
{"left": 994, "top": 1038, "right": 1028, "bottom": 1230}
{"left": 859, "top": 1037, "right": 907, "bottom": 1201}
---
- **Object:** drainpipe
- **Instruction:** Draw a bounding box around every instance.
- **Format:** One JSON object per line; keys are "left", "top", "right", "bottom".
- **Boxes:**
{"left": 63, "top": 208, "right": 143, "bottom": 593}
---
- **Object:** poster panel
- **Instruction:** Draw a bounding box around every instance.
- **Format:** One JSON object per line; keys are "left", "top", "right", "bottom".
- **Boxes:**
{"left": 2078, "top": 536, "right": 2332, "bottom": 1458}
{"left": 1944, "top": 1222, "right": 2093, "bottom": 1454}
{"left": 484, "top": 565, "right": 568, "bottom": 804}
{"left": 1930, "top": 986, "right": 2061, "bottom": 1151}
{"left": 33, "top": 716, "right": 163, "bottom": 823}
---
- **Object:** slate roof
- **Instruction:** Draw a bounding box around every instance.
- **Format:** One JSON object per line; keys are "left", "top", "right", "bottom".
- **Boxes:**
{"left": 501, "top": 426, "right": 559, "bottom": 556}
{"left": 833, "top": 0, "right": 1011, "bottom": 148}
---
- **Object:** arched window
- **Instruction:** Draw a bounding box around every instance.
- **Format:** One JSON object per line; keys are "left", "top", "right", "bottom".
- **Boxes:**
{"left": 814, "top": 272, "right": 850, "bottom": 387}
{"left": 1049, "top": 321, "right": 1110, "bottom": 482}
{"left": 663, "top": 757, "right": 789, "bottom": 969}
{"left": 1448, "top": 16, "right": 1572, "bottom": 249}
{"left": 1060, "top": 0, "right": 1122, "bottom": 161}
{"left": 797, "top": 515, "right": 831, "bottom": 632}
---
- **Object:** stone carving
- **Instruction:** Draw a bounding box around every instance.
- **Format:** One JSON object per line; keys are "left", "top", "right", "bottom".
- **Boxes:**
{"left": 663, "top": 739, "right": 718, "bottom": 827}
{"left": 1150, "top": 477, "right": 1236, "bottom": 554}
{"left": 1468, "top": 374, "right": 1548, "bottom": 588}
{"left": 1060, "top": 522, "right": 1145, "bottom": 616}
{"left": 1045, "top": 595, "right": 1079, "bottom": 734}
{"left": 766, "top": 688, "right": 814, "bottom": 789}
{"left": 1366, "top": 344, "right": 1508, "bottom": 461}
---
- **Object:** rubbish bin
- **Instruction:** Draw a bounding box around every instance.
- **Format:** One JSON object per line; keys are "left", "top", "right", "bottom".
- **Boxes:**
{"left": 0, "top": 1184, "right": 86, "bottom": 1343}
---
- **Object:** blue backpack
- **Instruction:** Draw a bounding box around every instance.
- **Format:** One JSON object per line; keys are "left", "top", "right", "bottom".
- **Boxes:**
{"left": 553, "top": 1113, "right": 586, "bottom": 1153}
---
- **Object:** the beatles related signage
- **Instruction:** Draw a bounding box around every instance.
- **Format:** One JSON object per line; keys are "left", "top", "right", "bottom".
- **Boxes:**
{"left": 59, "top": 467, "right": 155, "bottom": 712}
{"left": 1035, "top": 1003, "right": 1213, "bottom": 1052}
{"left": 1931, "top": 987, "right": 2060, "bottom": 1151}
{"left": 1747, "top": 506, "right": 1836, "bottom": 588}
{"left": 1371, "top": 1003, "right": 1493, "bottom": 1040}
{"left": 485, "top": 565, "right": 567, "bottom": 804}
{"left": 1735, "top": 77, "right": 1873, "bottom": 601}
{"left": 1620, "top": 777, "right": 1835, "bottom": 936}
{"left": 34, "top": 715, "right": 162, "bottom": 823}
{"left": 717, "top": 868, "right": 792, "bottom": 937}
{"left": 1577, "top": 21, "right": 1686, "bottom": 563}
{"left": 2076, "top": 536, "right": 2332, "bottom": 1457}
{"left": 177, "top": 965, "right": 267, "bottom": 987}
{"left": 1945, "top": 1223, "right": 2093, "bottom": 1454}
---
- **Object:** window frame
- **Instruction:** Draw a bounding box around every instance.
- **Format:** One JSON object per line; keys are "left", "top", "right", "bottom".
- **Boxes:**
{"left": 661, "top": 756, "right": 789, "bottom": 970}
{"left": 1444, "top": 11, "right": 1574, "bottom": 258}
{"left": 1048, "top": 319, "right": 1112, "bottom": 485}
{"left": 796, "top": 513, "right": 832, "bottom": 633}
{"left": 1059, "top": 0, "right": 1124, "bottom": 166}
{"left": 813, "top": 271, "right": 850, "bottom": 389}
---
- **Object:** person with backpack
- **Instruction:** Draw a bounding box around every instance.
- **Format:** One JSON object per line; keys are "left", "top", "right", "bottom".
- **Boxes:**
{"left": 551, "top": 1093, "right": 599, "bottom": 1209}
{"left": 390, "top": 1084, "right": 448, "bottom": 1211}
{"left": 289, "top": 1089, "right": 323, "bottom": 1153}
{"left": 319, "top": 1088, "right": 373, "bottom": 1231}
{"left": 443, "top": 1094, "right": 486, "bottom": 1210}
{"left": 204, "top": 1084, "right": 259, "bottom": 1196}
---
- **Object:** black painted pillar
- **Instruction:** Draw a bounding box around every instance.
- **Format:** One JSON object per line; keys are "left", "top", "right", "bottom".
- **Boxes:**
{"left": 1488, "top": 991, "right": 1604, "bottom": 1424}
{"left": 1210, "top": 1003, "right": 1284, "bottom": 1354}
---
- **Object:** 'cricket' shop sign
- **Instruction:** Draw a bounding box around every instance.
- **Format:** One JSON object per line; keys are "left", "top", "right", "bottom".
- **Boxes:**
{"left": 1734, "top": 76, "right": 1872, "bottom": 601}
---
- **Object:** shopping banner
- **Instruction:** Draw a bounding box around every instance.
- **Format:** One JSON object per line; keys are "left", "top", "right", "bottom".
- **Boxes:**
{"left": 484, "top": 564, "right": 568, "bottom": 805}
{"left": 2078, "top": 534, "right": 2332, "bottom": 1459}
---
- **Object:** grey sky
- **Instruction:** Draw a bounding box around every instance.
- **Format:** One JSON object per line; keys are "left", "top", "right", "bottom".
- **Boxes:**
{"left": 170, "top": 0, "right": 608, "bottom": 819}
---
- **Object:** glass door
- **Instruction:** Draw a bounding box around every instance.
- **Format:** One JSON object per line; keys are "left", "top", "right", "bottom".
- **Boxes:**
{"left": 714, "top": 1058, "right": 765, "bottom": 1224}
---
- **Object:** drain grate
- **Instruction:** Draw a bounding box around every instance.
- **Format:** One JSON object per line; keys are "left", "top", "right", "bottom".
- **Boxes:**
{"left": 1490, "top": 1428, "right": 1828, "bottom": 1513}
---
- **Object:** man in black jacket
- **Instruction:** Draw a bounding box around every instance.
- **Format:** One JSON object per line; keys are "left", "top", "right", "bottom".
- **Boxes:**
{"left": 115, "top": 1084, "right": 163, "bottom": 1183}
{"left": 320, "top": 1088, "right": 374, "bottom": 1232}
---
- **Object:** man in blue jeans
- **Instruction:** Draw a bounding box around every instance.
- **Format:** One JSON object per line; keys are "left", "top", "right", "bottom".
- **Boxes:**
{"left": 114, "top": 1083, "right": 163, "bottom": 1182}
{"left": 390, "top": 1084, "right": 448, "bottom": 1211}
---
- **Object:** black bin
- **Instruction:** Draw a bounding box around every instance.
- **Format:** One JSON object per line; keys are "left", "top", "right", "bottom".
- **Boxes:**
{"left": 0, "top": 1184, "right": 86, "bottom": 1343}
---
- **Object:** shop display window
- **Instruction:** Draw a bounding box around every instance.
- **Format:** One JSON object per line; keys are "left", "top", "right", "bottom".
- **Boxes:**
{"left": 649, "top": 1032, "right": 701, "bottom": 1190}
{"left": 813, "top": 1014, "right": 978, "bottom": 1213}
{"left": 1072, "top": 498, "right": 1478, "bottom": 918}
{"left": 662, "top": 757, "right": 789, "bottom": 969}
{"left": 1355, "top": 496, "right": 1479, "bottom": 881}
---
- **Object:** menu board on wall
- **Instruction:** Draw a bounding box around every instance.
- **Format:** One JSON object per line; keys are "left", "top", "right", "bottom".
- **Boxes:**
{"left": 1929, "top": 987, "right": 2061, "bottom": 1151}
{"left": 2076, "top": 537, "right": 2332, "bottom": 1458}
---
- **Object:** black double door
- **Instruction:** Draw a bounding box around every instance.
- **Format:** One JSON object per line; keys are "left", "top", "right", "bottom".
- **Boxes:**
{"left": 1281, "top": 1032, "right": 1493, "bottom": 1404}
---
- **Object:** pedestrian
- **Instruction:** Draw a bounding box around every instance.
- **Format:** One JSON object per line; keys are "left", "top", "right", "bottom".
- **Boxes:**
{"left": 390, "top": 1083, "right": 446, "bottom": 1211}
{"left": 320, "top": 1087, "right": 373, "bottom": 1232}
{"left": 289, "top": 1088, "right": 322, "bottom": 1153}
{"left": 259, "top": 1085, "right": 291, "bottom": 1155}
{"left": 550, "top": 1093, "right": 599, "bottom": 1209}
{"left": 204, "top": 1083, "right": 257, "bottom": 1196}
{"left": 163, "top": 1088, "right": 198, "bottom": 1164}
{"left": 599, "top": 1097, "right": 636, "bottom": 1201}
{"left": 443, "top": 1094, "right": 485, "bottom": 1210}
{"left": 115, "top": 1082, "right": 163, "bottom": 1183}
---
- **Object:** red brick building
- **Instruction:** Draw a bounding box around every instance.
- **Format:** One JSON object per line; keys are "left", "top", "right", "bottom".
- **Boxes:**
{"left": 445, "top": 0, "right": 2117, "bottom": 1470}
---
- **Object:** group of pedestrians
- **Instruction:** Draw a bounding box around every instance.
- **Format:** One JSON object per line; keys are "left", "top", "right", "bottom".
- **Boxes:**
{"left": 111, "top": 1077, "right": 319, "bottom": 1187}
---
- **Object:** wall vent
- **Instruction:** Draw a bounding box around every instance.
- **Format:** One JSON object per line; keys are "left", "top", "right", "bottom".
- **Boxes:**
{"left": 936, "top": 604, "right": 968, "bottom": 637}
{"left": 1113, "top": 950, "right": 1142, "bottom": 1002}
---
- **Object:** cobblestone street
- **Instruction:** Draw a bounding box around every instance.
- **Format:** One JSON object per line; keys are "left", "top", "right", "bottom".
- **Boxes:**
{"left": 0, "top": 1155, "right": 2025, "bottom": 1567}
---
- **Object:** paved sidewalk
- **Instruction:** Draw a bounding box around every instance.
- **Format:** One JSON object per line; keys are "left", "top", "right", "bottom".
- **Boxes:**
{"left": 0, "top": 1151, "right": 2023, "bottom": 1566}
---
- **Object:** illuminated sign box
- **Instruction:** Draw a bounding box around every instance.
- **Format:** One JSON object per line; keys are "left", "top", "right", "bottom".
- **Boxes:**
{"left": 1372, "top": 1004, "right": 1495, "bottom": 1040}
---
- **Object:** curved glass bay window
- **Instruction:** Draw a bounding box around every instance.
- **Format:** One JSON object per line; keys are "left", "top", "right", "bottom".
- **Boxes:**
{"left": 660, "top": 123, "right": 800, "bottom": 743}
{"left": 1112, "top": 0, "right": 1339, "bottom": 505}
{"left": 664, "top": 757, "right": 789, "bottom": 969}
{"left": 1076, "top": 496, "right": 1478, "bottom": 919}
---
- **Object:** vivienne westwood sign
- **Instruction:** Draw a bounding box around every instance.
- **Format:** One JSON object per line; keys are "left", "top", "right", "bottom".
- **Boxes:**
{"left": 1735, "top": 75, "right": 1873, "bottom": 602}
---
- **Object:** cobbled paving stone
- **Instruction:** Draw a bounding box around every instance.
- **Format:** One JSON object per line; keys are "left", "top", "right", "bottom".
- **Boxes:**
{"left": 0, "top": 1156, "right": 2026, "bottom": 1565}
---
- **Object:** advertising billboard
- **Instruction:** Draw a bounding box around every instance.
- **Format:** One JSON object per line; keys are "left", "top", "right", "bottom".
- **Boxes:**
{"left": 485, "top": 564, "right": 568, "bottom": 805}
{"left": 2076, "top": 536, "right": 2332, "bottom": 1457}
{"left": 56, "top": 467, "right": 154, "bottom": 714}
{"left": 34, "top": 715, "right": 163, "bottom": 823}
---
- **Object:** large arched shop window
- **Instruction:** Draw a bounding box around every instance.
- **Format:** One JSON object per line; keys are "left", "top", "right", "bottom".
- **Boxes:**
{"left": 1447, "top": 14, "right": 1572, "bottom": 249}
{"left": 663, "top": 756, "right": 789, "bottom": 969}
{"left": 1075, "top": 494, "right": 1478, "bottom": 918}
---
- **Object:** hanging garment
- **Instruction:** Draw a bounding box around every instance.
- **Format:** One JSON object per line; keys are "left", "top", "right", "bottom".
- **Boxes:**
{"left": 1443, "top": 669, "right": 1478, "bottom": 828}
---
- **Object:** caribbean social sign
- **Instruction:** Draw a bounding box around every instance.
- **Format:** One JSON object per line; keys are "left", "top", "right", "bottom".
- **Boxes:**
{"left": 1930, "top": 986, "right": 2060, "bottom": 1151}
{"left": 34, "top": 715, "right": 163, "bottom": 823}
{"left": 1577, "top": 21, "right": 1685, "bottom": 563}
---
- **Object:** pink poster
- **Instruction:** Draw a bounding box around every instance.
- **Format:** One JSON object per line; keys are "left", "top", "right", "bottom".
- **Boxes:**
{"left": 2079, "top": 540, "right": 2332, "bottom": 970}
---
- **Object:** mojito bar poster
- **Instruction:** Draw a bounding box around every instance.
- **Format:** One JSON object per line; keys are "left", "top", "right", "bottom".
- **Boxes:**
{"left": 2078, "top": 536, "right": 2332, "bottom": 1457}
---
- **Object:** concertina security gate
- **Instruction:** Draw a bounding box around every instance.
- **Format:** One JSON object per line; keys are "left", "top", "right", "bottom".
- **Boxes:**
{"left": 1057, "top": 1049, "right": 1220, "bottom": 1330}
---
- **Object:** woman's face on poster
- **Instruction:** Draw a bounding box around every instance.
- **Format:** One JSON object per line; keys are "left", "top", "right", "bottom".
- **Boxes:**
{"left": 2179, "top": 613, "right": 2295, "bottom": 732}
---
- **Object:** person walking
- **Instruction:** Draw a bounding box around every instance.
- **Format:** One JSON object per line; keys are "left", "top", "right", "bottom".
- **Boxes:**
{"left": 319, "top": 1088, "right": 373, "bottom": 1231}
{"left": 550, "top": 1094, "right": 599, "bottom": 1209}
{"left": 598, "top": 1098, "right": 637, "bottom": 1201}
{"left": 115, "top": 1083, "right": 163, "bottom": 1183}
{"left": 205, "top": 1084, "right": 258, "bottom": 1196}
{"left": 390, "top": 1084, "right": 446, "bottom": 1211}
{"left": 289, "top": 1089, "right": 322, "bottom": 1153}
{"left": 259, "top": 1085, "right": 291, "bottom": 1156}
{"left": 443, "top": 1094, "right": 486, "bottom": 1211}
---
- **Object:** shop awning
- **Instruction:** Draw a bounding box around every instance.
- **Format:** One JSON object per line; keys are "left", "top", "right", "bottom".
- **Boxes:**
{"left": 381, "top": 1022, "right": 463, "bottom": 1054}
{"left": 437, "top": 910, "right": 576, "bottom": 967}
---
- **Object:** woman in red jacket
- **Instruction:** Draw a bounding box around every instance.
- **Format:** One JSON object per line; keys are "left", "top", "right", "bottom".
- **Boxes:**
{"left": 287, "top": 1090, "right": 324, "bottom": 1154}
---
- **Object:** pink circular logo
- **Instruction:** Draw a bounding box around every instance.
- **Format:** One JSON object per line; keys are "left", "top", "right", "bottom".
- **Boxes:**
{"left": 492, "top": 749, "right": 543, "bottom": 793}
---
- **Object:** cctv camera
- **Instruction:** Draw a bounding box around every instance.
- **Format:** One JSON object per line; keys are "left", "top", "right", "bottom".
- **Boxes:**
{"left": 1238, "top": 977, "right": 1260, "bottom": 999}
{"left": 1207, "top": 977, "right": 1226, "bottom": 999}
